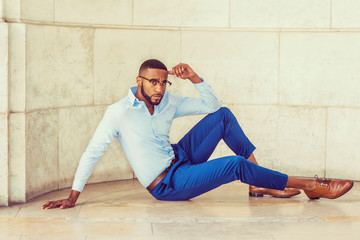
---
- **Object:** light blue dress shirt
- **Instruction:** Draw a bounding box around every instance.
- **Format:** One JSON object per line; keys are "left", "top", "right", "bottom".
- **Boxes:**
{"left": 72, "top": 80, "right": 222, "bottom": 192}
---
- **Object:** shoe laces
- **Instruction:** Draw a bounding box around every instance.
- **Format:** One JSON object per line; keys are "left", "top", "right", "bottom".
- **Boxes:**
{"left": 315, "top": 175, "right": 331, "bottom": 187}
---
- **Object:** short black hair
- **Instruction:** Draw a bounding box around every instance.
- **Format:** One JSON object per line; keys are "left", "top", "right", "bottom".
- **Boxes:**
{"left": 139, "top": 59, "right": 167, "bottom": 75}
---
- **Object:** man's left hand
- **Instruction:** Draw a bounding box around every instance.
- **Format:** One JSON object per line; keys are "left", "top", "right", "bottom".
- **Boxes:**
{"left": 168, "top": 63, "right": 202, "bottom": 84}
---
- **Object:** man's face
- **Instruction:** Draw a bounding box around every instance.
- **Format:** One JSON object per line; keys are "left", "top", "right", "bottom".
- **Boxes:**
{"left": 138, "top": 68, "right": 168, "bottom": 106}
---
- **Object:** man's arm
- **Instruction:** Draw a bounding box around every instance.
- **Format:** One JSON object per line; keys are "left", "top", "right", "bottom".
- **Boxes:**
{"left": 169, "top": 63, "right": 222, "bottom": 117}
{"left": 41, "top": 107, "right": 119, "bottom": 209}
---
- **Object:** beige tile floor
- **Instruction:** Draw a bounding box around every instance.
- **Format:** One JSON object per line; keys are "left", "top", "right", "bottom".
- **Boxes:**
{"left": 1, "top": 179, "right": 360, "bottom": 240}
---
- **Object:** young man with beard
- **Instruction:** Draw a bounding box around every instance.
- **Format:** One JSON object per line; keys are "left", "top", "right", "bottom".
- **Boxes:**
{"left": 42, "top": 59, "right": 353, "bottom": 209}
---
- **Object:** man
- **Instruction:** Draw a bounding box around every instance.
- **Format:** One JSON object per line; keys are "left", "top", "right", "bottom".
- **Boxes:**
{"left": 42, "top": 59, "right": 353, "bottom": 209}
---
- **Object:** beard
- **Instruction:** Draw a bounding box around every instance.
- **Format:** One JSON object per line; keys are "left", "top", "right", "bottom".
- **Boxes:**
{"left": 141, "top": 84, "right": 163, "bottom": 105}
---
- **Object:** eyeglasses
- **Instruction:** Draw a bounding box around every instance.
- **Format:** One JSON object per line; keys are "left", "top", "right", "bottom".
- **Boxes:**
{"left": 139, "top": 76, "right": 172, "bottom": 87}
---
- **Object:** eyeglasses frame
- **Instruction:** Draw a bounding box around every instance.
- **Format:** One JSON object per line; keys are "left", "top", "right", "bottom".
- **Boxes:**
{"left": 138, "top": 76, "right": 172, "bottom": 87}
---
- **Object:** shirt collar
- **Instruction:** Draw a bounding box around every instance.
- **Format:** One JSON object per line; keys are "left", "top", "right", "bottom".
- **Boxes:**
{"left": 127, "top": 86, "right": 168, "bottom": 109}
{"left": 128, "top": 86, "right": 139, "bottom": 106}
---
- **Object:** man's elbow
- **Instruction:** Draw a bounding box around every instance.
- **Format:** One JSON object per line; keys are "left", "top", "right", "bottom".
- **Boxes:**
{"left": 208, "top": 101, "right": 222, "bottom": 113}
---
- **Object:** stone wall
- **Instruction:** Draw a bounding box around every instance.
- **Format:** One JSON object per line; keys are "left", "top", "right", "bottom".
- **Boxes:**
{"left": 1, "top": 0, "right": 360, "bottom": 206}
{"left": 0, "top": 0, "right": 9, "bottom": 205}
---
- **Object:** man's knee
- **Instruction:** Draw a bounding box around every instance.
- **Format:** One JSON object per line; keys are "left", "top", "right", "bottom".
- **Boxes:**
{"left": 235, "top": 155, "right": 248, "bottom": 166}
{"left": 232, "top": 156, "right": 258, "bottom": 183}
{"left": 214, "top": 107, "right": 236, "bottom": 122}
{"left": 225, "top": 156, "right": 248, "bottom": 171}
{"left": 217, "top": 106, "right": 231, "bottom": 113}
{"left": 214, "top": 107, "right": 233, "bottom": 117}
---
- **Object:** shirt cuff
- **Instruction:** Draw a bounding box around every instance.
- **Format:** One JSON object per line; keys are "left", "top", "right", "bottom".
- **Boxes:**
{"left": 193, "top": 77, "right": 205, "bottom": 84}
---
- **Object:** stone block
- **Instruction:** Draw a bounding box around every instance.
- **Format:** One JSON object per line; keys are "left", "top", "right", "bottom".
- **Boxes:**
{"left": 9, "top": 113, "right": 26, "bottom": 203}
{"left": 133, "top": 0, "right": 228, "bottom": 27}
{"left": 4, "top": 0, "right": 20, "bottom": 21}
{"left": 228, "top": 105, "right": 326, "bottom": 176}
{"left": 326, "top": 108, "right": 360, "bottom": 180}
{"left": 332, "top": 0, "right": 360, "bottom": 28}
{"left": 0, "top": 0, "right": 2, "bottom": 20}
{"left": 231, "top": 0, "right": 330, "bottom": 28}
{"left": 279, "top": 32, "right": 360, "bottom": 107}
{"left": 0, "top": 23, "right": 8, "bottom": 113}
{"left": 25, "top": 110, "right": 58, "bottom": 200}
{"left": 9, "top": 23, "right": 25, "bottom": 112}
{"left": 55, "top": 0, "right": 132, "bottom": 25}
{"left": 0, "top": 114, "right": 9, "bottom": 206}
{"left": 273, "top": 107, "right": 326, "bottom": 177}
{"left": 228, "top": 105, "right": 280, "bottom": 169}
{"left": 26, "top": 25, "right": 94, "bottom": 110}
{"left": 21, "top": 0, "right": 54, "bottom": 22}
{"left": 94, "top": 28, "right": 180, "bottom": 105}
{"left": 59, "top": 106, "right": 132, "bottom": 189}
{"left": 181, "top": 31, "right": 279, "bottom": 105}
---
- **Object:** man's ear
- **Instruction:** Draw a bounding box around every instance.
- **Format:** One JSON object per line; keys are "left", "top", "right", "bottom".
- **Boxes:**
{"left": 136, "top": 76, "right": 141, "bottom": 86}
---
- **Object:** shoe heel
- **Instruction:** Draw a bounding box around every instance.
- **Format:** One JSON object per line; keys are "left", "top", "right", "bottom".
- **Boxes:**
{"left": 249, "top": 192, "right": 264, "bottom": 197}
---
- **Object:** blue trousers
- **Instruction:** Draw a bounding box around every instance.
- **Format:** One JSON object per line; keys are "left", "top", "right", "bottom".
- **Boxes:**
{"left": 150, "top": 107, "right": 288, "bottom": 201}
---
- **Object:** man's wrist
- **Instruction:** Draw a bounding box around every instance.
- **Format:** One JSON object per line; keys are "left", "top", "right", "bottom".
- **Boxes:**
{"left": 189, "top": 74, "right": 202, "bottom": 84}
{"left": 68, "top": 190, "right": 80, "bottom": 204}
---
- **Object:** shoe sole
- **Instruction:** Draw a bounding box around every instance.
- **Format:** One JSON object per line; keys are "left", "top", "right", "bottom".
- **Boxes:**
{"left": 308, "top": 181, "right": 354, "bottom": 200}
{"left": 249, "top": 191, "right": 301, "bottom": 198}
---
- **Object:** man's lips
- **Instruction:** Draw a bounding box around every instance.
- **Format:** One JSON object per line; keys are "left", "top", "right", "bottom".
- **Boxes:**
{"left": 152, "top": 95, "right": 162, "bottom": 100}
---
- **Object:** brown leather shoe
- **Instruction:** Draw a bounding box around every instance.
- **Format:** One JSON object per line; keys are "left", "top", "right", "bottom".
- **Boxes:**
{"left": 249, "top": 185, "right": 301, "bottom": 198}
{"left": 304, "top": 175, "right": 354, "bottom": 200}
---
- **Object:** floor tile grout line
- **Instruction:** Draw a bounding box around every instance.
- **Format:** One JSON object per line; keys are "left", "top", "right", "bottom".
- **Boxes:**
{"left": 14, "top": 206, "right": 21, "bottom": 218}
{"left": 65, "top": 215, "right": 360, "bottom": 224}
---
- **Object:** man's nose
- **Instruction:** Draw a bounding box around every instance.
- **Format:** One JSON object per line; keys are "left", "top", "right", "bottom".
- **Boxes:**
{"left": 154, "top": 83, "right": 162, "bottom": 92}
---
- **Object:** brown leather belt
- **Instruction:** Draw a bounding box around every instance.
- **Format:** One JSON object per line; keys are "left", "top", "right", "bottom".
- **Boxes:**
{"left": 147, "top": 158, "right": 178, "bottom": 192}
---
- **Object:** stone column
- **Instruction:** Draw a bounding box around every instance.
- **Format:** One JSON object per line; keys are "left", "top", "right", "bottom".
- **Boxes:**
{"left": 0, "top": 2, "right": 9, "bottom": 206}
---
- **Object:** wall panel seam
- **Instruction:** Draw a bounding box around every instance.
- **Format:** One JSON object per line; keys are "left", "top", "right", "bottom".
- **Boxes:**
{"left": 57, "top": 109, "right": 60, "bottom": 190}
{"left": 277, "top": 32, "right": 281, "bottom": 105}
{"left": 228, "top": 0, "right": 231, "bottom": 28}
{"left": 330, "top": 0, "right": 332, "bottom": 29}
{"left": 131, "top": 0, "right": 134, "bottom": 25}
{"left": 24, "top": 24, "right": 27, "bottom": 113}
{"left": 8, "top": 20, "right": 360, "bottom": 32}
{"left": 180, "top": 30, "right": 182, "bottom": 62}
{"left": 53, "top": 0, "right": 55, "bottom": 23}
{"left": 92, "top": 29, "right": 95, "bottom": 106}
{"left": 7, "top": 22, "right": 10, "bottom": 206}
{"left": 324, "top": 107, "right": 328, "bottom": 178}
{"left": 21, "top": 104, "right": 360, "bottom": 113}
{"left": 7, "top": 23, "right": 10, "bottom": 114}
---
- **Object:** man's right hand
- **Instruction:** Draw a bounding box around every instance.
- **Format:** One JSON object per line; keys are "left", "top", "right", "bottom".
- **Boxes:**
{"left": 42, "top": 198, "right": 75, "bottom": 209}
{"left": 42, "top": 190, "right": 80, "bottom": 209}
